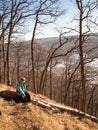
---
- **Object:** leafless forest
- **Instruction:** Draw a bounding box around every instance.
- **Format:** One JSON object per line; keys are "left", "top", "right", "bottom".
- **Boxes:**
{"left": 0, "top": 0, "right": 98, "bottom": 118}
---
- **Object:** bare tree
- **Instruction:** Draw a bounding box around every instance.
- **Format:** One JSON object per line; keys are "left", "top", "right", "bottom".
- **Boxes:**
{"left": 76, "top": 0, "right": 86, "bottom": 112}
{"left": 9, "top": 41, "right": 31, "bottom": 86}
{"left": 30, "top": 0, "right": 65, "bottom": 92}
{"left": 0, "top": 0, "right": 35, "bottom": 85}
{"left": 75, "top": 0, "right": 97, "bottom": 112}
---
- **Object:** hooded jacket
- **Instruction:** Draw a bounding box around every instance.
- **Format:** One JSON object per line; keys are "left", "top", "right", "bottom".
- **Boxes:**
{"left": 16, "top": 81, "right": 26, "bottom": 96}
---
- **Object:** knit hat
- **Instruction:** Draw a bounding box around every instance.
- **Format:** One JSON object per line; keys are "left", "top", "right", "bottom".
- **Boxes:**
{"left": 21, "top": 77, "right": 26, "bottom": 82}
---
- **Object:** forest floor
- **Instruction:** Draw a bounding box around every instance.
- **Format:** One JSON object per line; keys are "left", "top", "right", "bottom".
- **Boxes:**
{"left": 0, "top": 83, "right": 98, "bottom": 130}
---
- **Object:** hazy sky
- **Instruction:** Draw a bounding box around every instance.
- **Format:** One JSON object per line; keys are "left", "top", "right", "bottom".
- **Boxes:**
{"left": 24, "top": 0, "right": 77, "bottom": 40}
{"left": 24, "top": 0, "right": 97, "bottom": 40}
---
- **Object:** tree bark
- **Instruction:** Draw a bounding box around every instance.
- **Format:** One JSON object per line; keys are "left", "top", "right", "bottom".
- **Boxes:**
{"left": 76, "top": 0, "right": 86, "bottom": 112}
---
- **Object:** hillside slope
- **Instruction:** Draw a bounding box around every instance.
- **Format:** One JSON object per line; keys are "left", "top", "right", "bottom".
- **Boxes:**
{"left": 0, "top": 84, "right": 98, "bottom": 130}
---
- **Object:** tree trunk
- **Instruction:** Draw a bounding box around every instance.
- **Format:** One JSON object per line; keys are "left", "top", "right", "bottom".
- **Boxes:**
{"left": 31, "top": 13, "right": 38, "bottom": 93}
{"left": 50, "top": 61, "right": 53, "bottom": 99}
{"left": 2, "top": 37, "right": 6, "bottom": 83}
{"left": 0, "top": 43, "right": 1, "bottom": 83}
{"left": 17, "top": 51, "right": 20, "bottom": 82}
{"left": 78, "top": 1, "right": 86, "bottom": 112}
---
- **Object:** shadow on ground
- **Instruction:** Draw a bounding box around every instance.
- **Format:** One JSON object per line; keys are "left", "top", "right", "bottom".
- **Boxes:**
{"left": 0, "top": 90, "right": 24, "bottom": 103}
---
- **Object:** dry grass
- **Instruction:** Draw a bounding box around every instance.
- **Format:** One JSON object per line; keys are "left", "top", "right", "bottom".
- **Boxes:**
{"left": 0, "top": 83, "right": 98, "bottom": 130}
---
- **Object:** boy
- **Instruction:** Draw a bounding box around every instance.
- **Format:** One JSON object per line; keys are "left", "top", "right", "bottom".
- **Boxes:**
{"left": 16, "top": 77, "right": 30, "bottom": 102}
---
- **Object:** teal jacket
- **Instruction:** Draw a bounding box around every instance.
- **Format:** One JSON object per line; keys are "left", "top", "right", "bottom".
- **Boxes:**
{"left": 16, "top": 81, "right": 26, "bottom": 96}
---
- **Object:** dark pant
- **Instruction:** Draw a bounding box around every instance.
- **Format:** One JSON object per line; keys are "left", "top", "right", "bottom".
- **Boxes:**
{"left": 19, "top": 92, "right": 31, "bottom": 103}
{"left": 24, "top": 92, "right": 31, "bottom": 102}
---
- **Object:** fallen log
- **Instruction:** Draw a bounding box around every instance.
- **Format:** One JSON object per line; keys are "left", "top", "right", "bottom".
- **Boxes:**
{"left": 31, "top": 97, "right": 98, "bottom": 122}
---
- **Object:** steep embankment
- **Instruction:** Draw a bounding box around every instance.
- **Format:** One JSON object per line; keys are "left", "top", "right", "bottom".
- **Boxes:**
{"left": 0, "top": 84, "right": 98, "bottom": 130}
